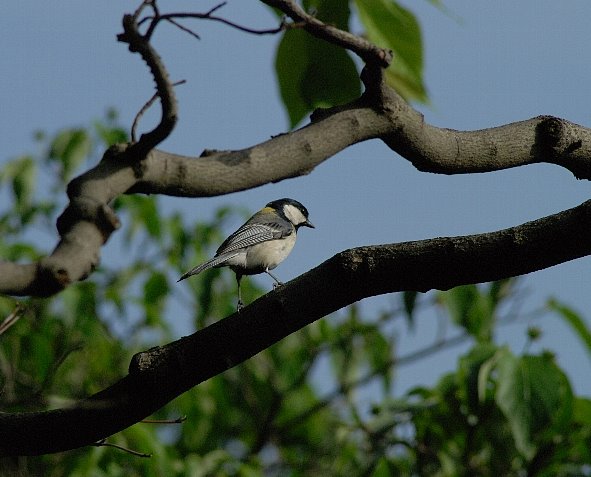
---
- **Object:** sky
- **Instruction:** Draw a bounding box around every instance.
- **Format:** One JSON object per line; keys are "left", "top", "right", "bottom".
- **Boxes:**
{"left": 2, "top": 0, "right": 591, "bottom": 399}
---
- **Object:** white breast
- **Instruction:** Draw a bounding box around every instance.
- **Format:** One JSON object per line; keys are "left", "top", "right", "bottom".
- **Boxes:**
{"left": 245, "top": 233, "right": 297, "bottom": 273}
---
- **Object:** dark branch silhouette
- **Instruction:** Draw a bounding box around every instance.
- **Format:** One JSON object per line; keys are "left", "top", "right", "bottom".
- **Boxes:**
{"left": 2, "top": 199, "right": 591, "bottom": 455}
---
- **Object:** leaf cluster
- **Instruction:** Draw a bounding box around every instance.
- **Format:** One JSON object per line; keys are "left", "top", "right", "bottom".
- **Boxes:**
{"left": 272, "top": 0, "right": 427, "bottom": 127}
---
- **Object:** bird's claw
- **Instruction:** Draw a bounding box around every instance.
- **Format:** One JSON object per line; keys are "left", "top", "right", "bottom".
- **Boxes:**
{"left": 272, "top": 281, "right": 284, "bottom": 289}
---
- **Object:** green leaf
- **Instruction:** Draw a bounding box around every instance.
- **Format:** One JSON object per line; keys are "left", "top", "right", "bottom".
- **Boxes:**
{"left": 143, "top": 271, "right": 169, "bottom": 326}
{"left": 275, "top": 29, "right": 311, "bottom": 127}
{"left": 48, "top": 128, "right": 91, "bottom": 181}
{"left": 402, "top": 290, "right": 418, "bottom": 328}
{"left": 94, "top": 120, "right": 128, "bottom": 147}
{"left": 495, "top": 353, "right": 573, "bottom": 460}
{"left": 370, "top": 457, "right": 396, "bottom": 477}
{"left": 275, "top": 0, "right": 360, "bottom": 128}
{"left": 364, "top": 327, "right": 393, "bottom": 390}
{"left": 477, "top": 347, "right": 504, "bottom": 403}
{"left": 548, "top": 298, "right": 591, "bottom": 362}
{"left": 305, "top": 0, "right": 351, "bottom": 29}
{"left": 573, "top": 397, "right": 591, "bottom": 426}
{"left": 3, "top": 156, "right": 37, "bottom": 212}
{"left": 355, "top": 0, "right": 428, "bottom": 103}
{"left": 457, "top": 343, "right": 498, "bottom": 410}
{"left": 440, "top": 285, "right": 494, "bottom": 342}
{"left": 0, "top": 242, "right": 41, "bottom": 261}
{"left": 488, "top": 277, "right": 513, "bottom": 306}
{"left": 115, "top": 195, "right": 162, "bottom": 241}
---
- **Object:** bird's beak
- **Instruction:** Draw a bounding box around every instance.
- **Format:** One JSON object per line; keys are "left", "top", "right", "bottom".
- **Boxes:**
{"left": 303, "top": 220, "right": 315, "bottom": 228}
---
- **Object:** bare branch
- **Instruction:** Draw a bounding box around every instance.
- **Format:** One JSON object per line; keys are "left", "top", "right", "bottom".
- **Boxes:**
{"left": 157, "top": 11, "right": 286, "bottom": 36}
{"left": 93, "top": 439, "right": 151, "bottom": 458}
{"left": 117, "top": 9, "right": 178, "bottom": 157}
{"left": 0, "top": 304, "right": 25, "bottom": 336}
{"left": 126, "top": 108, "right": 591, "bottom": 198}
{"left": 132, "top": 80, "right": 186, "bottom": 143}
{"left": 141, "top": 416, "right": 186, "bottom": 424}
{"left": 137, "top": 1, "right": 286, "bottom": 38}
{"left": 163, "top": 17, "right": 202, "bottom": 40}
{"left": 2, "top": 1, "right": 590, "bottom": 300}
{"left": 2, "top": 76, "right": 591, "bottom": 297}
{"left": 2, "top": 199, "right": 591, "bottom": 455}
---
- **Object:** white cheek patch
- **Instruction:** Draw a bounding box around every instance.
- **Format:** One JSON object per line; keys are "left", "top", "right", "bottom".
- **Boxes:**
{"left": 283, "top": 204, "right": 306, "bottom": 225}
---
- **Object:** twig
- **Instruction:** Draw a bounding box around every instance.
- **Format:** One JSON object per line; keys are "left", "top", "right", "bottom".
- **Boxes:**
{"left": 141, "top": 415, "right": 187, "bottom": 424}
{"left": 136, "top": 1, "right": 287, "bottom": 38}
{"left": 164, "top": 18, "right": 201, "bottom": 40}
{"left": 93, "top": 439, "right": 152, "bottom": 458}
{"left": 204, "top": 1, "right": 226, "bottom": 16}
{"left": 0, "top": 304, "right": 25, "bottom": 336}
{"left": 154, "top": 12, "right": 286, "bottom": 36}
{"left": 131, "top": 80, "right": 186, "bottom": 143}
{"left": 117, "top": 4, "right": 179, "bottom": 157}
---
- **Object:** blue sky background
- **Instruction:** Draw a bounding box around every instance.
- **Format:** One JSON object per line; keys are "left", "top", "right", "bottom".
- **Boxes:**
{"left": 2, "top": 1, "right": 591, "bottom": 398}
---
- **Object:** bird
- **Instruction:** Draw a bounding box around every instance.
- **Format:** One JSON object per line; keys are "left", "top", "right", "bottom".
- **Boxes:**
{"left": 178, "top": 198, "right": 314, "bottom": 310}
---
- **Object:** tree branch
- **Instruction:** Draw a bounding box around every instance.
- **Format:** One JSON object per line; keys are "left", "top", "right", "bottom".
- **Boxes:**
{"left": 2, "top": 199, "right": 591, "bottom": 456}
{"left": 2, "top": 0, "right": 591, "bottom": 297}
{"left": 117, "top": 5, "right": 178, "bottom": 158}
{"left": 2, "top": 76, "right": 591, "bottom": 297}
{"left": 261, "top": 0, "right": 393, "bottom": 67}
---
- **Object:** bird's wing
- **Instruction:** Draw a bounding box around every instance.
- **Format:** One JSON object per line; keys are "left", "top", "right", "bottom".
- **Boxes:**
{"left": 177, "top": 250, "right": 241, "bottom": 282}
{"left": 216, "top": 222, "right": 291, "bottom": 255}
{"left": 178, "top": 219, "right": 293, "bottom": 282}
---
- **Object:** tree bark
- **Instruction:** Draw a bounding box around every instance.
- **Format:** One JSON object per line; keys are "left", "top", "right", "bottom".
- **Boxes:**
{"left": 2, "top": 199, "right": 590, "bottom": 455}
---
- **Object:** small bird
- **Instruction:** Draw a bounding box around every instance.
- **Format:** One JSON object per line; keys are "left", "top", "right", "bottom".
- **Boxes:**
{"left": 178, "top": 198, "right": 314, "bottom": 310}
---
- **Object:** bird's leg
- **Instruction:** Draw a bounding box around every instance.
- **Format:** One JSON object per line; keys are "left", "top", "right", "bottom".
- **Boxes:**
{"left": 236, "top": 274, "right": 244, "bottom": 311}
{"left": 265, "top": 269, "right": 283, "bottom": 289}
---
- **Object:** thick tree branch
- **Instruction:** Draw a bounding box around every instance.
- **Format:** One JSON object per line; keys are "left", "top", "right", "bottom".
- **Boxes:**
{"left": 2, "top": 0, "right": 591, "bottom": 297}
{"left": 2, "top": 199, "right": 591, "bottom": 456}
{"left": 2, "top": 80, "right": 591, "bottom": 297}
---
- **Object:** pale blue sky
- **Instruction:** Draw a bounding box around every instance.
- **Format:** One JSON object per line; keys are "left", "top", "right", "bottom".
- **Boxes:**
{"left": 2, "top": 1, "right": 591, "bottom": 398}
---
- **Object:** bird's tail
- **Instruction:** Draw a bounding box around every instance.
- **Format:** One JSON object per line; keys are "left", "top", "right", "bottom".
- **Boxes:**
{"left": 177, "top": 251, "right": 241, "bottom": 282}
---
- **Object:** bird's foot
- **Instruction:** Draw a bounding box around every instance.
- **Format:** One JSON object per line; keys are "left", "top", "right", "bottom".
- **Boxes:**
{"left": 272, "top": 281, "right": 284, "bottom": 289}
{"left": 237, "top": 299, "right": 244, "bottom": 312}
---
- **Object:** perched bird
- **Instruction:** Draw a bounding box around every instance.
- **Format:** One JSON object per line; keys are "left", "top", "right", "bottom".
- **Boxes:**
{"left": 178, "top": 198, "right": 314, "bottom": 310}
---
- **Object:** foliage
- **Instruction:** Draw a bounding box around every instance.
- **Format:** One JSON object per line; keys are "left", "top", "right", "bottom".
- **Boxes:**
{"left": 271, "top": 0, "right": 428, "bottom": 127}
{"left": 1, "top": 116, "right": 591, "bottom": 475}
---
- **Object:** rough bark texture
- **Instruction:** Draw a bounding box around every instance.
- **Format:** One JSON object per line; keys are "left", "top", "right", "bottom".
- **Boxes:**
{"left": 2, "top": 200, "right": 591, "bottom": 455}
{"left": 2, "top": 94, "right": 591, "bottom": 297}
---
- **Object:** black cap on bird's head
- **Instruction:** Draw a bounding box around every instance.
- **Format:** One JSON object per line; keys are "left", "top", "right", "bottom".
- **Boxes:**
{"left": 266, "top": 198, "right": 314, "bottom": 229}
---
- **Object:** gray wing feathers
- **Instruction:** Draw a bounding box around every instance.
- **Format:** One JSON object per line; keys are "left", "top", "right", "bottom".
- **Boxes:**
{"left": 178, "top": 220, "right": 293, "bottom": 282}
{"left": 216, "top": 223, "right": 289, "bottom": 254}
{"left": 177, "top": 250, "right": 241, "bottom": 282}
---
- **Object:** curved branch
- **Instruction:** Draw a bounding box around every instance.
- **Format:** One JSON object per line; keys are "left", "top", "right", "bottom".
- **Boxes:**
{"left": 129, "top": 109, "right": 591, "bottom": 199}
{"left": 2, "top": 199, "right": 591, "bottom": 456}
{"left": 117, "top": 9, "right": 178, "bottom": 158}
{"left": 2, "top": 95, "right": 591, "bottom": 296}
{"left": 2, "top": 0, "right": 591, "bottom": 297}
{"left": 2, "top": 79, "right": 591, "bottom": 297}
{"left": 150, "top": 11, "right": 287, "bottom": 37}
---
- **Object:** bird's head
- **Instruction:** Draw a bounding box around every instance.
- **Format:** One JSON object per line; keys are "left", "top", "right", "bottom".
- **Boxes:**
{"left": 267, "top": 198, "right": 314, "bottom": 229}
